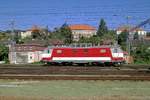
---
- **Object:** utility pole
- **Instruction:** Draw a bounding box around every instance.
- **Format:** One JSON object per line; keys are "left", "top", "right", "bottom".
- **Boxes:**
{"left": 126, "top": 16, "right": 132, "bottom": 56}
{"left": 9, "top": 20, "right": 16, "bottom": 63}
{"left": 114, "top": 15, "right": 119, "bottom": 46}
{"left": 127, "top": 18, "right": 150, "bottom": 56}
{"left": 126, "top": 32, "right": 131, "bottom": 56}
{"left": 10, "top": 20, "right": 15, "bottom": 45}
{"left": 126, "top": 16, "right": 131, "bottom": 25}
{"left": 45, "top": 25, "right": 49, "bottom": 46}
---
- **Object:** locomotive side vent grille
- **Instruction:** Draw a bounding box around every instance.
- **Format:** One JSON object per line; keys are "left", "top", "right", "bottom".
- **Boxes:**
{"left": 100, "top": 49, "right": 106, "bottom": 53}
{"left": 57, "top": 50, "right": 62, "bottom": 54}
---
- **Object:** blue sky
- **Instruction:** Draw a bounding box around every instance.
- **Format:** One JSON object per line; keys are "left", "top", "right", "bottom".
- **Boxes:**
{"left": 0, "top": 0, "right": 150, "bottom": 30}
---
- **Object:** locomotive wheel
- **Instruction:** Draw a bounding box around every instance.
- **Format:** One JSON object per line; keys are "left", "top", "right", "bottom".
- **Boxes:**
{"left": 77, "top": 63, "right": 89, "bottom": 66}
{"left": 84, "top": 63, "right": 90, "bottom": 66}
{"left": 62, "top": 62, "right": 73, "bottom": 66}
{"left": 91, "top": 62, "right": 99, "bottom": 66}
{"left": 104, "top": 62, "right": 111, "bottom": 66}
{"left": 113, "top": 62, "right": 123, "bottom": 67}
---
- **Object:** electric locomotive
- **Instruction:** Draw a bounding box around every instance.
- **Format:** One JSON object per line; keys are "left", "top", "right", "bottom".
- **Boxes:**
{"left": 41, "top": 44, "right": 125, "bottom": 66}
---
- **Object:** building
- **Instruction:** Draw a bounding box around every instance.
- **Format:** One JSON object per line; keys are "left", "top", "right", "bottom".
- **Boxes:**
{"left": 69, "top": 24, "right": 97, "bottom": 41}
{"left": 20, "top": 25, "right": 41, "bottom": 39}
{"left": 20, "top": 31, "right": 32, "bottom": 39}
{"left": 9, "top": 44, "right": 46, "bottom": 64}
{"left": 116, "top": 25, "right": 147, "bottom": 39}
{"left": 20, "top": 25, "right": 47, "bottom": 39}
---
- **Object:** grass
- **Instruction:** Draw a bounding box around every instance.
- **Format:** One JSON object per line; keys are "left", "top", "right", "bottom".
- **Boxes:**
{"left": 0, "top": 80, "right": 150, "bottom": 100}
{"left": 1, "top": 95, "right": 150, "bottom": 100}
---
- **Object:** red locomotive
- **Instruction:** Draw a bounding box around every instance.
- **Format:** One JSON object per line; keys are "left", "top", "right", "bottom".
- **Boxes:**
{"left": 41, "top": 44, "right": 125, "bottom": 66}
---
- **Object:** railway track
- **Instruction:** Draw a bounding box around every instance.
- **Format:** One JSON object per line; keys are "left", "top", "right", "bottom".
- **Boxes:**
{"left": 0, "top": 66, "right": 150, "bottom": 75}
{"left": 0, "top": 75, "right": 150, "bottom": 81}
{"left": 0, "top": 65, "right": 150, "bottom": 80}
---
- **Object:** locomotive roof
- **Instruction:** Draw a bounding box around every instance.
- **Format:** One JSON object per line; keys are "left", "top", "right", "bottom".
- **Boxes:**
{"left": 47, "top": 44, "right": 120, "bottom": 49}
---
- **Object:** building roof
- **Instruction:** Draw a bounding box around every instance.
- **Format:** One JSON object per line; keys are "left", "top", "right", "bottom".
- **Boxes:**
{"left": 117, "top": 25, "right": 144, "bottom": 32}
{"left": 10, "top": 44, "right": 46, "bottom": 52}
{"left": 144, "top": 36, "right": 150, "bottom": 40}
{"left": 28, "top": 25, "right": 41, "bottom": 32}
{"left": 69, "top": 24, "right": 96, "bottom": 30}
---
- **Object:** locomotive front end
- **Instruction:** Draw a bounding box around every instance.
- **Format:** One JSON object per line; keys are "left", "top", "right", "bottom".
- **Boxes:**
{"left": 111, "top": 46, "right": 125, "bottom": 66}
{"left": 41, "top": 47, "right": 53, "bottom": 63}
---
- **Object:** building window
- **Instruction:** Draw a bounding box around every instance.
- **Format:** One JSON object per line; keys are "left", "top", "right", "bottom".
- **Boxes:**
{"left": 30, "top": 56, "right": 32, "bottom": 60}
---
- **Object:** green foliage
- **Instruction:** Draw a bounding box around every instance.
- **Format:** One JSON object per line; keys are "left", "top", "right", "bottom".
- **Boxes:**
{"left": 134, "top": 32, "right": 139, "bottom": 40}
{"left": 89, "top": 36, "right": 101, "bottom": 44}
{"left": 51, "top": 23, "right": 72, "bottom": 44}
{"left": 97, "top": 19, "right": 108, "bottom": 37}
{"left": 78, "top": 35, "right": 101, "bottom": 44}
{"left": 146, "top": 32, "right": 150, "bottom": 37}
{"left": 60, "top": 23, "right": 72, "bottom": 44}
{"left": 132, "top": 44, "right": 150, "bottom": 64}
{"left": 118, "top": 31, "right": 128, "bottom": 50}
{"left": 0, "top": 44, "right": 9, "bottom": 62}
{"left": 0, "top": 32, "right": 10, "bottom": 41}
{"left": 14, "top": 33, "right": 22, "bottom": 44}
{"left": 101, "top": 30, "right": 116, "bottom": 44}
{"left": 78, "top": 26, "right": 116, "bottom": 45}
{"left": 1, "top": 80, "right": 150, "bottom": 98}
{"left": 19, "top": 37, "right": 33, "bottom": 44}
{"left": 96, "top": 19, "right": 116, "bottom": 45}
{"left": 0, "top": 31, "right": 23, "bottom": 44}
{"left": 118, "top": 31, "right": 150, "bottom": 64}
{"left": 32, "top": 31, "right": 42, "bottom": 39}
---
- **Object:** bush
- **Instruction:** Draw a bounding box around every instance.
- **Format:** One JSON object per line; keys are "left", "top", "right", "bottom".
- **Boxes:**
{"left": 0, "top": 44, "right": 9, "bottom": 63}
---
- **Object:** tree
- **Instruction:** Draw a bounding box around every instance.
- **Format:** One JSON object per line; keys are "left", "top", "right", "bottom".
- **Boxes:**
{"left": 101, "top": 30, "right": 116, "bottom": 45}
{"left": 146, "top": 32, "right": 150, "bottom": 37}
{"left": 14, "top": 32, "right": 22, "bottom": 44}
{"left": 0, "top": 45, "right": 8, "bottom": 62}
{"left": 97, "top": 19, "right": 108, "bottom": 37}
{"left": 134, "top": 32, "right": 139, "bottom": 40}
{"left": 132, "top": 44, "right": 150, "bottom": 64}
{"left": 118, "top": 31, "right": 128, "bottom": 50}
{"left": 60, "top": 23, "right": 72, "bottom": 44}
{"left": 78, "top": 35, "right": 101, "bottom": 45}
{"left": 51, "top": 23, "right": 72, "bottom": 44}
{"left": 31, "top": 30, "right": 42, "bottom": 39}
{"left": 88, "top": 36, "right": 101, "bottom": 44}
{"left": 0, "top": 32, "right": 10, "bottom": 41}
{"left": 78, "top": 36, "right": 89, "bottom": 43}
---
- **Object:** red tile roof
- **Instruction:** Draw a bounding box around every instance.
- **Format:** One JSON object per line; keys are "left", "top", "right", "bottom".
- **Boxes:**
{"left": 69, "top": 24, "right": 96, "bottom": 30}
{"left": 28, "top": 25, "right": 41, "bottom": 32}
{"left": 117, "top": 25, "right": 144, "bottom": 31}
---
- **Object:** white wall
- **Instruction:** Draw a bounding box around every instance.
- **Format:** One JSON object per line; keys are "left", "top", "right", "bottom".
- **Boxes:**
{"left": 21, "top": 31, "right": 32, "bottom": 39}
{"left": 72, "top": 30, "right": 96, "bottom": 41}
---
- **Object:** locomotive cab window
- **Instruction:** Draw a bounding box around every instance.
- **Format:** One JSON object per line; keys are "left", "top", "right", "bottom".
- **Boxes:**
{"left": 43, "top": 49, "right": 50, "bottom": 53}
{"left": 114, "top": 48, "right": 118, "bottom": 53}
{"left": 47, "top": 49, "right": 50, "bottom": 53}
{"left": 112, "top": 48, "right": 122, "bottom": 53}
{"left": 100, "top": 49, "right": 106, "bottom": 53}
